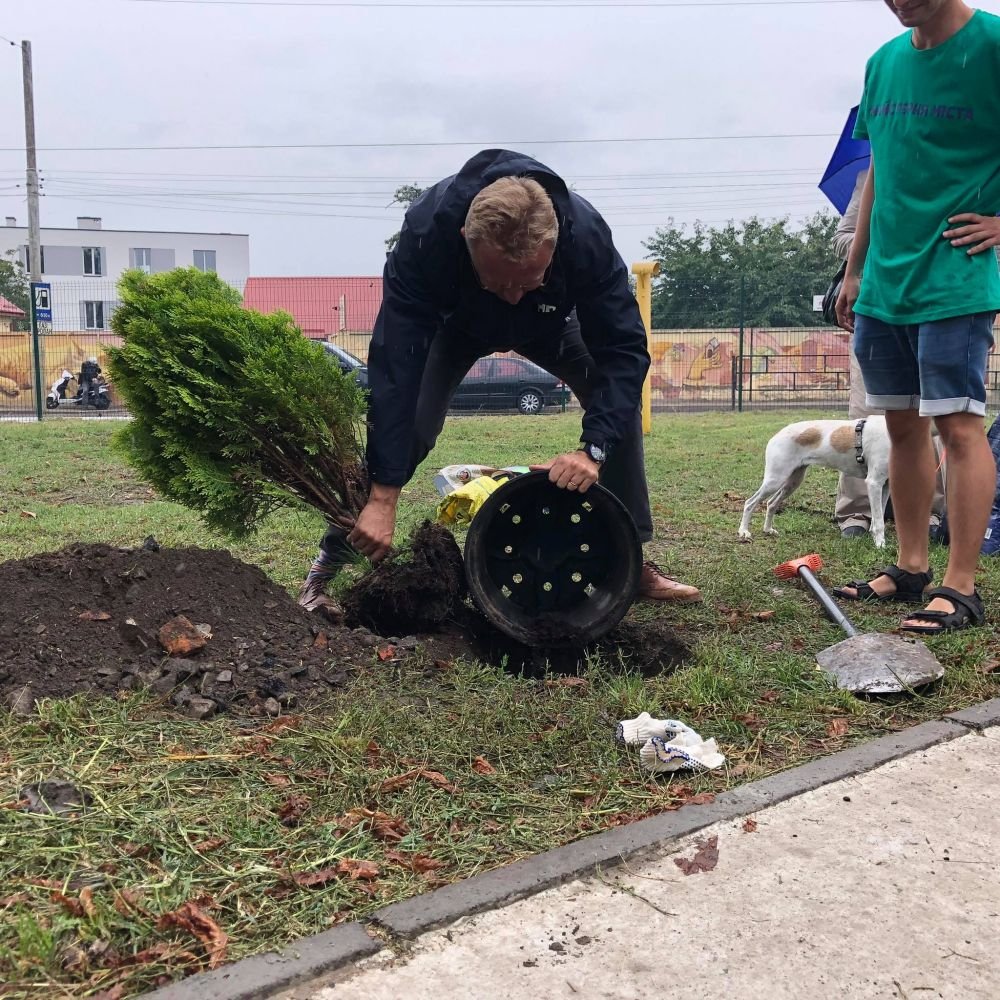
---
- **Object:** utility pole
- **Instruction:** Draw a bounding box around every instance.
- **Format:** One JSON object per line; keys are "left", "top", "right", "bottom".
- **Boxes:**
{"left": 21, "top": 40, "right": 41, "bottom": 282}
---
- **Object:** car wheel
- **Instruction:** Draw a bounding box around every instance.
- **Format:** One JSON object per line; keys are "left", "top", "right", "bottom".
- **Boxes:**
{"left": 517, "top": 389, "right": 544, "bottom": 415}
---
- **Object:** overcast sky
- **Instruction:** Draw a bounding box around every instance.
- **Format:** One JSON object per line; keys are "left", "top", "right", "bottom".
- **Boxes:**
{"left": 3, "top": 0, "right": 997, "bottom": 277}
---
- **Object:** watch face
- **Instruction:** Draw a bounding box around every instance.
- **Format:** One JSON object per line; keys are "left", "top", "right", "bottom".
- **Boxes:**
{"left": 586, "top": 444, "right": 606, "bottom": 464}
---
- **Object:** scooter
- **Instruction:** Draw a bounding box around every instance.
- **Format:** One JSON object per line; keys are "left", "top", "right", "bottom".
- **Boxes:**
{"left": 46, "top": 359, "right": 112, "bottom": 410}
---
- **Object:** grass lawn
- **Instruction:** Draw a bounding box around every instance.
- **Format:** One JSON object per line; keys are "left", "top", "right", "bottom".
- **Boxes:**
{"left": 1, "top": 411, "right": 997, "bottom": 998}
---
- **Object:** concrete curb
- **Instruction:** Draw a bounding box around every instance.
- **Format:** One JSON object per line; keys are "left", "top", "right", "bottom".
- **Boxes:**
{"left": 945, "top": 696, "right": 1000, "bottom": 731}
{"left": 141, "top": 713, "right": 976, "bottom": 999}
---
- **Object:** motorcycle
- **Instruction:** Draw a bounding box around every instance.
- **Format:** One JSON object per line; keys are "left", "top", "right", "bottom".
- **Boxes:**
{"left": 46, "top": 359, "right": 112, "bottom": 411}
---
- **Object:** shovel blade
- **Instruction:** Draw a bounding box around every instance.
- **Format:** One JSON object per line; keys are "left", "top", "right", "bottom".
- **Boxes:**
{"left": 816, "top": 633, "right": 944, "bottom": 694}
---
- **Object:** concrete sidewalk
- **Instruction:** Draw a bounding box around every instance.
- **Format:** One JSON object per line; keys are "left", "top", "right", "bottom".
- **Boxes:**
{"left": 290, "top": 726, "right": 1000, "bottom": 1000}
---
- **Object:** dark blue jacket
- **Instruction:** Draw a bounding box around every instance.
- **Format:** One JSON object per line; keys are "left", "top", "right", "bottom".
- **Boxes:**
{"left": 366, "top": 149, "right": 651, "bottom": 487}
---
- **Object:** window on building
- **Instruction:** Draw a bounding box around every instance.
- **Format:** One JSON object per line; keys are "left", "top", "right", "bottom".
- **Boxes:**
{"left": 84, "top": 301, "right": 105, "bottom": 330}
{"left": 83, "top": 247, "right": 103, "bottom": 276}
{"left": 193, "top": 249, "right": 217, "bottom": 273}
{"left": 22, "top": 246, "right": 46, "bottom": 273}
{"left": 132, "top": 248, "right": 152, "bottom": 273}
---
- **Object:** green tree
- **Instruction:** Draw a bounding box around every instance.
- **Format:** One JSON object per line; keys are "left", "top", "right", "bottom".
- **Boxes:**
{"left": 384, "top": 184, "right": 427, "bottom": 253}
{"left": 107, "top": 268, "right": 369, "bottom": 538}
{"left": 643, "top": 212, "right": 840, "bottom": 329}
{"left": 0, "top": 250, "right": 30, "bottom": 331}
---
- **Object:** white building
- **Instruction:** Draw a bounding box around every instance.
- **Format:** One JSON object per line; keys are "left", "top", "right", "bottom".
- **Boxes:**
{"left": 0, "top": 216, "right": 250, "bottom": 332}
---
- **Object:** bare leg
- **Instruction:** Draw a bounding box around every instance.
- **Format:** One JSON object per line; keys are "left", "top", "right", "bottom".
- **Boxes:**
{"left": 837, "top": 409, "right": 934, "bottom": 598}
{"left": 903, "top": 412, "right": 993, "bottom": 624}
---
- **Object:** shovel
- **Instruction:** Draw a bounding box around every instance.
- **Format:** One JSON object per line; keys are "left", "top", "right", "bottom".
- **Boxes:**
{"left": 773, "top": 554, "right": 944, "bottom": 694}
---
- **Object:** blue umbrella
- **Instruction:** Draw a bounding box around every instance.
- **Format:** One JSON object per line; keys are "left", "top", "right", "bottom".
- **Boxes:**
{"left": 819, "top": 106, "right": 871, "bottom": 215}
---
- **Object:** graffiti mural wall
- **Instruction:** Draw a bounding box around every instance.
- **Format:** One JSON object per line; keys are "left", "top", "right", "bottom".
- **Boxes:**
{"left": 648, "top": 328, "right": 853, "bottom": 407}
{"left": 0, "top": 333, "right": 121, "bottom": 408}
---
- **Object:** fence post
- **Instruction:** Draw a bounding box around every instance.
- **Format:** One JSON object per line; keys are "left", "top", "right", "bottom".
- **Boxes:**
{"left": 736, "top": 272, "right": 746, "bottom": 413}
{"left": 29, "top": 280, "right": 48, "bottom": 421}
{"left": 631, "top": 261, "right": 659, "bottom": 435}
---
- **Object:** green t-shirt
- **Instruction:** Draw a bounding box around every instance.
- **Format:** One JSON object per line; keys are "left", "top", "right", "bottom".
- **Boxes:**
{"left": 854, "top": 9, "right": 1000, "bottom": 325}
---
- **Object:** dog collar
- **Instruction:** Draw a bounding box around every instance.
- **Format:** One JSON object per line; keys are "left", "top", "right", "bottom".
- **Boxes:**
{"left": 855, "top": 418, "right": 867, "bottom": 469}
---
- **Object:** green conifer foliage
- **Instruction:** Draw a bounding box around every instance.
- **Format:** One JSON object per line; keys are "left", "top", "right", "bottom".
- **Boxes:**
{"left": 107, "top": 268, "right": 369, "bottom": 538}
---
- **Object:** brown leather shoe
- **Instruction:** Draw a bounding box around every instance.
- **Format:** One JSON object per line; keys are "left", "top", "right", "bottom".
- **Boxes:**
{"left": 297, "top": 580, "right": 345, "bottom": 622}
{"left": 638, "top": 561, "right": 702, "bottom": 603}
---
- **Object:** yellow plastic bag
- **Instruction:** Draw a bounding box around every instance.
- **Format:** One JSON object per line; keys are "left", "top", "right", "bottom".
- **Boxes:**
{"left": 436, "top": 475, "right": 508, "bottom": 526}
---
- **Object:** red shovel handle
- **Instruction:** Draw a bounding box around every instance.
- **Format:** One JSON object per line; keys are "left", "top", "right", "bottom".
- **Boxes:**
{"left": 773, "top": 553, "right": 824, "bottom": 580}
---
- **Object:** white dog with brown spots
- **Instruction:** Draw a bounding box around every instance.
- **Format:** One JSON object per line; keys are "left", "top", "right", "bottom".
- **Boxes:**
{"left": 738, "top": 416, "right": 891, "bottom": 547}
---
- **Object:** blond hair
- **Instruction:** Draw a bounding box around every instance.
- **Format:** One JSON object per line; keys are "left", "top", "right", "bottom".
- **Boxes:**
{"left": 464, "top": 177, "right": 558, "bottom": 263}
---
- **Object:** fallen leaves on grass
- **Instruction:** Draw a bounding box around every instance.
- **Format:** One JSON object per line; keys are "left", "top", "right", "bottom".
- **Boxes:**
{"left": 379, "top": 769, "right": 456, "bottom": 795}
{"left": 673, "top": 836, "right": 720, "bottom": 875}
{"left": 277, "top": 794, "right": 311, "bottom": 827}
{"left": 263, "top": 773, "right": 291, "bottom": 789}
{"left": 742, "top": 817, "right": 758, "bottom": 833}
{"left": 19, "top": 509, "right": 36, "bottom": 519}
{"left": 193, "top": 836, "right": 228, "bottom": 854}
{"left": 113, "top": 889, "right": 150, "bottom": 917}
{"left": 157, "top": 902, "right": 228, "bottom": 969}
{"left": 472, "top": 756, "right": 496, "bottom": 775}
{"left": 384, "top": 850, "right": 447, "bottom": 874}
{"left": 293, "top": 859, "right": 381, "bottom": 888}
{"left": 754, "top": 610, "right": 777, "bottom": 621}
{"left": 976, "top": 658, "right": 1000, "bottom": 675}
{"left": 377, "top": 645, "right": 397, "bottom": 662}
{"left": 334, "top": 808, "right": 410, "bottom": 843}
{"left": 826, "top": 718, "right": 850, "bottom": 738}
{"left": 263, "top": 715, "right": 302, "bottom": 734}
{"left": 758, "top": 690, "right": 780, "bottom": 703}
{"left": 51, "top": 891, "right": 86, "bottom": 918}
{"left": 686, "top": 792, "right": 716, "bottom": 806}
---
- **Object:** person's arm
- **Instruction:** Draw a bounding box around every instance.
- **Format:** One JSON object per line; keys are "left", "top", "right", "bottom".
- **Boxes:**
{"left": 572, "top": 216, "right": 651, "bottom": 451}
{"left": 832, "top": 171, "right": 865, "bottom": 261}
{"left": 364, "top": 225, "right": 438, "bottom": 487}
{"left": 348, "top": 223, "right": 439, "bottom": 560}
{"left": 836, "top": 161, "right": 874, "bottom": 333}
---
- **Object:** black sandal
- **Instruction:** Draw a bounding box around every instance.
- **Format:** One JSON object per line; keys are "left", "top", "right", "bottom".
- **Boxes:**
{"left": 833, "top": 564, "right": 932, "bottom": 604}
{"left": 899, "top": 587, "right": 985, "bottom": 635}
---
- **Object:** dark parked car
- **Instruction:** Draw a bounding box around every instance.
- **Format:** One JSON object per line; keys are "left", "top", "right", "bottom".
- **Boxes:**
{"left": 322, "top": 344, "right": 570, "bottom": 415}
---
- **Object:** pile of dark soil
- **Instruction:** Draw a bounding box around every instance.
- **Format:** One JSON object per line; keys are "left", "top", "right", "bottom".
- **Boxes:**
{"left": 0, "top": 541, "right": 377, "bottom": 718}
{"left": 0, "top": 535, "right": 691, "bottom": 718}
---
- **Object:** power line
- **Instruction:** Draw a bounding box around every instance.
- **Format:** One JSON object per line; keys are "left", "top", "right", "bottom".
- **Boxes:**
{"left": 0, "top": 33, "right": 18, "bottom": 46}
{"left": 0, "top": 131, "right": 837, "bottom": 153}
{"left": 33, "top": 166, "right": 823, "bottom": 181}
{"left": 121, "top": 0, "right": 871, "bottom": 8}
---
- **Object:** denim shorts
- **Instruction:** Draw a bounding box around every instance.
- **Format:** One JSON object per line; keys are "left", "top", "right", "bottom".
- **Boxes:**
{"left": 853, "top": 312, "right": 996, "bottom": 417}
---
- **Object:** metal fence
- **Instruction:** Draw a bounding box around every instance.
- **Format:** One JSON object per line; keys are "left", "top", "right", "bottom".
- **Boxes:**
{"left": 4, "top": 274, "right": 999, "bottom": 421}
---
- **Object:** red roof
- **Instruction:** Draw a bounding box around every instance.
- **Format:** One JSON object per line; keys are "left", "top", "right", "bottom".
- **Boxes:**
{"left": 242, "top": 277, "right": 383, "bottom": 339}
{"left": 0, "top": 295, "right": 25, "bottom": 318}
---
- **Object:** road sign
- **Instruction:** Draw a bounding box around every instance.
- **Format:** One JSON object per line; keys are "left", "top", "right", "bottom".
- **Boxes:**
{"left": 31, "top": 282, "right": 52, "bottom": 323}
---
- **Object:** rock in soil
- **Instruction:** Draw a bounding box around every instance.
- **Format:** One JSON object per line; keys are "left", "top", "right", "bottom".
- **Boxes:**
{"left": 0, "top": 542, "right": 376, "bottom": 713}
{"left": 342, "top": 521, "right": 467, "bottom": 635}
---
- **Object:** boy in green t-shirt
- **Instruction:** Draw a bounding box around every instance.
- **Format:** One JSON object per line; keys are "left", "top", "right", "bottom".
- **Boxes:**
{"left": 835, "top": 0, "right": 1000, "bottom": 634}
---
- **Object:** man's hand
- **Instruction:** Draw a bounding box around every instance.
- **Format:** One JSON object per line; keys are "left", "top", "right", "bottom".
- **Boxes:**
{"left": 836, "top": 272, "right": 862, "bottom": 333}
{"left": 346, "top": 485, "right": 400, "bottom": 562}
{"left": 944, "top": 214, "right": 1000, "bottom": 256}
{"left": 531, "top": 451, "right": 600, "bottom": 492}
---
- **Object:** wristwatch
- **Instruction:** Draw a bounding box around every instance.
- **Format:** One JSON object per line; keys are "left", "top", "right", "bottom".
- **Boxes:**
{"left": 578, "top": 442, "right": 607, "bottom": 466}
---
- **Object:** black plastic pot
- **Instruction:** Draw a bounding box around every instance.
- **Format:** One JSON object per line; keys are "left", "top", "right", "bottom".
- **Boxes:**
{"left": 464, "top": 471, "right": 642, "bottom": 646}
